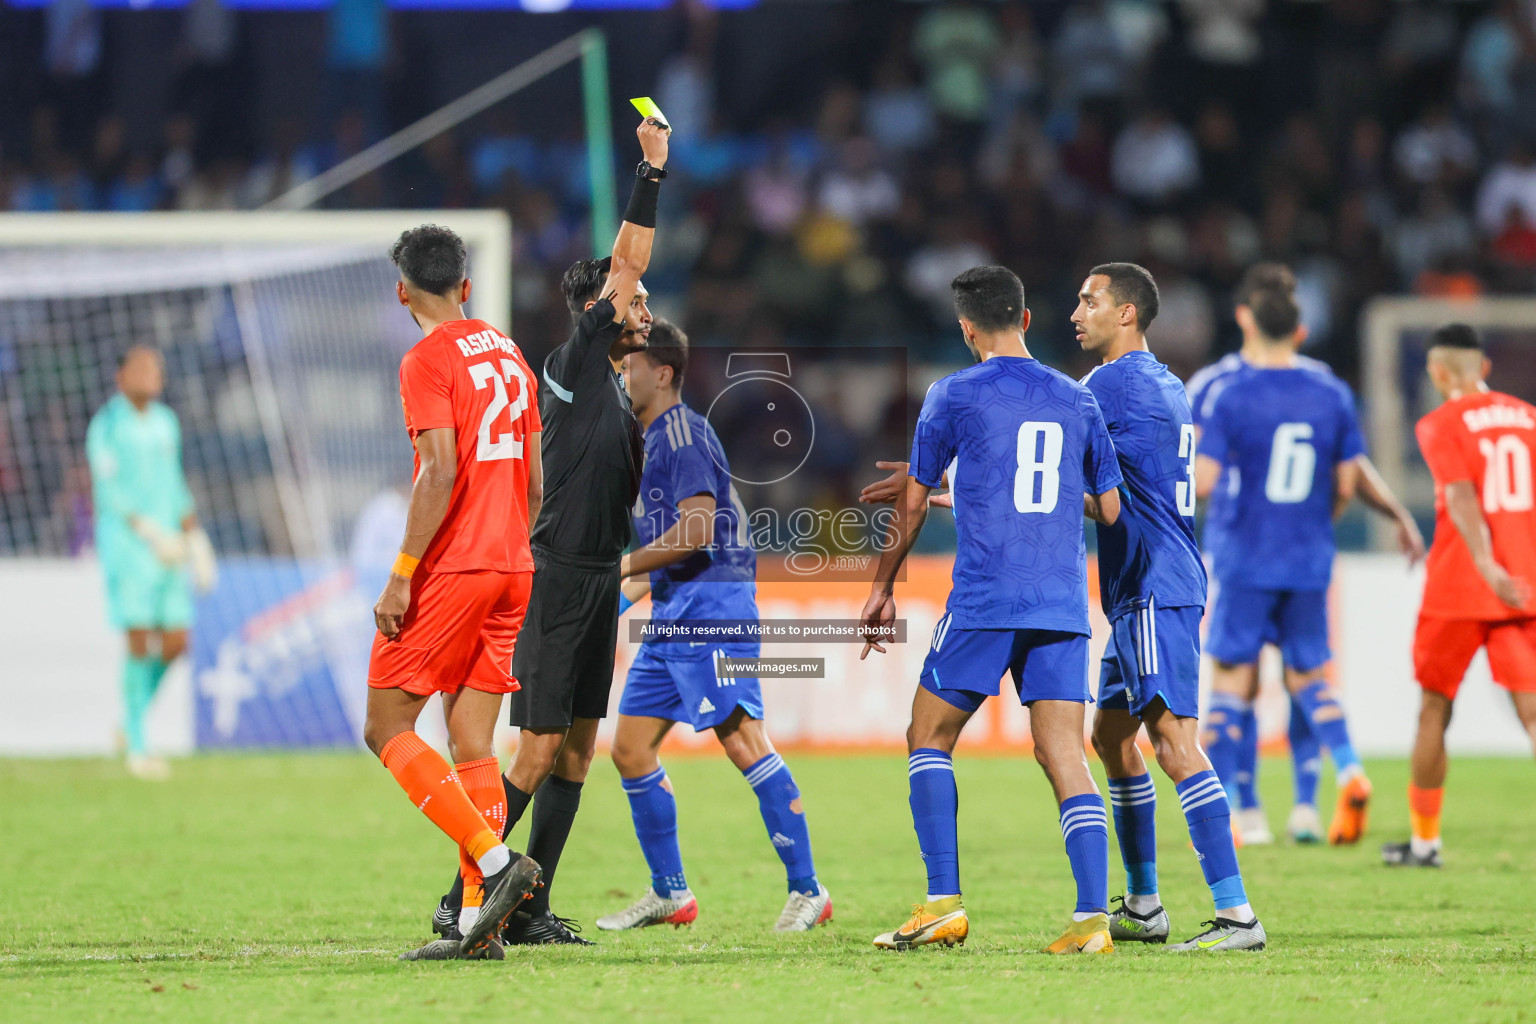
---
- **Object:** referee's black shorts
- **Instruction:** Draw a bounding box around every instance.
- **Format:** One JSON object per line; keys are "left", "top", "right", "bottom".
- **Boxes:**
{"left": 509, "top": 546, "right": 622, "bottom": 729}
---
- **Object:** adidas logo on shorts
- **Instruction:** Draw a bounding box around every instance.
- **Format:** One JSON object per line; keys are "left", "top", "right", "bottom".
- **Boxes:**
{"left": 698, "top": 697, "right": 716, "bottom": 715}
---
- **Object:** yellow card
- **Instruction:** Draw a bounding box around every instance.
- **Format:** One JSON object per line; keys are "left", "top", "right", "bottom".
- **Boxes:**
{"left": 629, "top": 97, "right": 670, "bottom": 129}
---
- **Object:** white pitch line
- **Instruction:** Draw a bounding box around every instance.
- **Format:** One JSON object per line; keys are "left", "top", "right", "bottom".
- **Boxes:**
{"left": 1, "top": 947, "right": 395, "bottom": 964}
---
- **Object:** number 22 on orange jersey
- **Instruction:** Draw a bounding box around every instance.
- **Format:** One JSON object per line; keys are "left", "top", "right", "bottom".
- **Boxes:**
{"left": 470, "top": 358, "right": 531, "bottom": 462}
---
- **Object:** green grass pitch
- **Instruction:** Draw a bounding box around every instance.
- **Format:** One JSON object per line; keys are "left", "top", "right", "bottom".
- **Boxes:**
{"left": 3, "top": 753, "right": 1534, "bottom": 1023}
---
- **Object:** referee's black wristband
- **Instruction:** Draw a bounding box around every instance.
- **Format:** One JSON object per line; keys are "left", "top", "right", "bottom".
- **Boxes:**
{"left": 623, "top": 175, "right": 661, "bottom": 229}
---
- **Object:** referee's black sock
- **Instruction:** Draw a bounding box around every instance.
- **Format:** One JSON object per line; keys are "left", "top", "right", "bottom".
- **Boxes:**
{"left": 446, "top": 777, "right": 534, "bottom": 910}
{"left": 523, "top": 774, "right": 584, "bottom": 916}
{"left": 503, "top": 774, "right": 535, "bottom": 836}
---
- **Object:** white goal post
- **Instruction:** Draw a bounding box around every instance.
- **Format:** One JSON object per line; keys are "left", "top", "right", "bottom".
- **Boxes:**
{"left": 0, "top": 210, "right": 510, "bottom": 560}
{"left": 0, "top": 211, "right": 510, "bottom": 325}
{"left": 1361, "top": 295, "right": 1536, "bottom": 549}
{"left": 0, "top": 211, "right": 510, "bottom": 752}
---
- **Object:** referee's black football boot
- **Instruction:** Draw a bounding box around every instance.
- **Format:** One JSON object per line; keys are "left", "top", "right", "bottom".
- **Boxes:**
{"left": 431, "top": 895, "right": 459, "bottom": 940}
{"left": 1381, "top": 840, "right": 1443, "bottom": 868}
{"left": 502, "top": 909, "right": 595, "bottom": 946}
{"left": 458, "top": 853, "right": 542, "bottom": 959}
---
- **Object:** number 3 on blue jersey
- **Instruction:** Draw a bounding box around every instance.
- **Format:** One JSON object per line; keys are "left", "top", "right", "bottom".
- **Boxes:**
{"left": 1015, "top": 421, "right": 1063, "bottom": 513}
{"left": 1176, "top": 423, "right": 1196, "bottom": 516}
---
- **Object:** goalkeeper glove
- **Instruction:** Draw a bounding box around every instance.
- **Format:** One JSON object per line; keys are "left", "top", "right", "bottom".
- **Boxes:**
{"left": 186, "top": 527, "right": 218, "bottom": 594}
{"left": 132, "top": 518, "right": 188, "bottom": 568}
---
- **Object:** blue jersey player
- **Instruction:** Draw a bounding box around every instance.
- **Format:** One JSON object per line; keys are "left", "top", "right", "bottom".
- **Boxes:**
{"left": 599, "top": 321, "right": 830, "bottom": 934}
{"left": 1188, "top": 263, "right": 1423, "bottom": 846}
{"left": 859, "top": 266, "right": 1124, "bottom": 955}
{"left": 1195, "top": 275, "right": 1376, "bottom": 847}
{"left": 1073, "top": 263, "right": 1264, "bottom": 952}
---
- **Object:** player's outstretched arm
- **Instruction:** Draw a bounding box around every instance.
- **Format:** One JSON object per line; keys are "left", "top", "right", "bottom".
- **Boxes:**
{"left": 1352, "top": 455, "right": 1426, "bottom": 565}
{"left": 600, "top": 118, "right": 670, "bottom": 323}
{"left": 858, "top": 461, "right": 952, "bottom": 507}
{"left": 1445, "top": 480, "right": 1532, "bottom": 611}
{"left": 375, "top": 427, "right": 457, "bottom": 639}
{"left": 620, "top": 493, "right": 716, "bottom": 577}
{"left": 860, "top": 477, "right": 933, "bottom": 658}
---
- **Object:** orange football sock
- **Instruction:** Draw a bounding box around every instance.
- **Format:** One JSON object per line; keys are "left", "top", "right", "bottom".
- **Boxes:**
{"left": 460, "top": 848, "right": 484, "bottom": 909}
{"left": 1408, "top": 784, "right": 1443, "bottom": 842}
{"left": 455, "top": 757, "right": 506, "bottom": 910}
{"left": 457, "top": 757, "right": 508, "bottom": 837}
{"left": 380, "top": 732, "right": 504, "bottom": 868}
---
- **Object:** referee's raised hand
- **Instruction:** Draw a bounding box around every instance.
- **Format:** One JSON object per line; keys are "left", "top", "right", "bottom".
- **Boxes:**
{"left": 638, "top": 116, "right": 670, "bottom": 168}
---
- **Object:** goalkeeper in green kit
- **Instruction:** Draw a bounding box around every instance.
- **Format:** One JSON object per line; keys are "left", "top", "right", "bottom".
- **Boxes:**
{"left": 86, "top": 347, "right": 215, "bottom": 780}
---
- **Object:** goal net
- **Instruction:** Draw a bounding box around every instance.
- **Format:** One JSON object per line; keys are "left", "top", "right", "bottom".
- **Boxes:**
{"left": 0, "top": 211, "right": 510, "bottom": 750}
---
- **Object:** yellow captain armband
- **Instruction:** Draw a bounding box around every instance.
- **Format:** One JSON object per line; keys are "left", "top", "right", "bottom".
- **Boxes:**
{"left": 392, "top": 553, "right": 420, "bottom": 579}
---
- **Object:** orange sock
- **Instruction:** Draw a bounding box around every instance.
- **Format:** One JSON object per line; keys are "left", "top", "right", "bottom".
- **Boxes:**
{"left": 455, "top": 757, "right": 507, "bottom": 910}
{"left": 459, "top": 848, "right": 484, "bottom": 909}
{"left": 1408, "top": 784, "right": 1443, "bottom": 842}
{"left": 380, "top": 732, "right": 503, "bottom": 868}
{"left": 456, "top": 757, "right": 508, "bottom": 836}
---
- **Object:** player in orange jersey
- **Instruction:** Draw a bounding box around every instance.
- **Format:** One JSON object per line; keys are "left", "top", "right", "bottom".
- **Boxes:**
{"left": 361, "top": 224, "right": 545, "bottom": 958}
{"left": 1383, "top": 323, "right": 1536, "bottom": 868}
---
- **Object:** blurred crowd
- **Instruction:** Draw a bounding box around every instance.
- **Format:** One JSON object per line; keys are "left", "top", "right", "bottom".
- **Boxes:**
{"left": 5, "top": 0, "right": 1536, "bottom": 384}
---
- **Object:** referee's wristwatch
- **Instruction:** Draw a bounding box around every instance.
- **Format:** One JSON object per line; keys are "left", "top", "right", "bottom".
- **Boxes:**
{"left": 637, "top": 160, "right": 668, "bottom": 181}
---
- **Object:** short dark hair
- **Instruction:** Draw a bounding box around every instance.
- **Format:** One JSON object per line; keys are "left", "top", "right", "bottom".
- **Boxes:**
{"left": 1234, "top": 261, "right": 1297, "bottom": 308}
{"left": 117, "top": 345, "right": 161, "bottom": 369}
{"left": 562, "top": 256, "right": 612, "bottom": 319}
{"left": 389, "top": 224, "right": 467, "bottom": 297}
{"left": 643, "top": 319, "right": 689, "bottom": 388}
{"left": 1427, "top": 323, "right": 1483, "bottom": 351}
{"left": 951, "top": 265, "right": 1026, "bottom": 332}
{"left": 1088, "top": 262, "right": 1160, "bottom": 330}
{"left": 1235, "top": 261, "right": 1301, "bottom": 339}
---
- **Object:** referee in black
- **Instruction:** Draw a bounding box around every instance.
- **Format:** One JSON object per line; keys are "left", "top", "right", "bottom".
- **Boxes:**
{"left": 444, "top": 114, "right": 668, "bottom": 946}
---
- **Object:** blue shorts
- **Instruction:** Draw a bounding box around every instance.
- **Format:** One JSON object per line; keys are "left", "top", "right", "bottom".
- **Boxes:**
{"left": 1098, "top": 601, "right": 1202, "bottom": 719}
{"left": 1205, "top": 585, "right": 1330, "bottom": 672}
{"left": 104, "top": 563, "right": 193, "bottom": 631}
{"left": 918, "top": 616, "right": 1090, "bottom": 714}
{"left": 619, "top": 642, "right": 765, "bottom": 732}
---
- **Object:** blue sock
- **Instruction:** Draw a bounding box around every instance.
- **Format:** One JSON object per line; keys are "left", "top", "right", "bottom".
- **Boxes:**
{"left": 1235, "top": 703, "right": 1260, "bottom": 811}
{"left": 621, "top": 767, "right": 688, "bottom": 897}
{"left": 1059, "top": 792, "right": 1110, "bottom": 915}
{"left": 1204, "top": 692, "right": 1249, "bottom": 805}
{"left": 1292, "top": 680, "right": 1361, "bottom": 779}
{"left": 1176, "top": 770, "right": 1249, "bottom": 914}
{"left": 1288, "top": 697, "right": 1322, "bottom": 806}
{"left": 1106, "top": 774, "right": 1158, "bottom": 896}
{"left": 907, "top": 748, "right": 959, "bottom": 897}
{"left": 744, "top": 753, "right": 818, "bottom": 895}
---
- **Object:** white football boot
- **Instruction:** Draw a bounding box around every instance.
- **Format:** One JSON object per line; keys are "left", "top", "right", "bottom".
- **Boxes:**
{"left": 774, "top": 885, "right": 833, "bottom": 932}
{"left": 1287, "top": 803, "right": 1323, "bottom": 844}
{"left": 596, "top": 888, "right": 699, "bottom": 931}
{"left": 1237, "top": 807, "right": 1274, "bottom": 846}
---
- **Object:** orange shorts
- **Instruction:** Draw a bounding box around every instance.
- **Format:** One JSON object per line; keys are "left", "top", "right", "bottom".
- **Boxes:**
{"left": 368, "top": 569, "right": 533, "bottom": 697}
{"left": 1413, "top": 613, "right": 1536, "bottom": 700}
